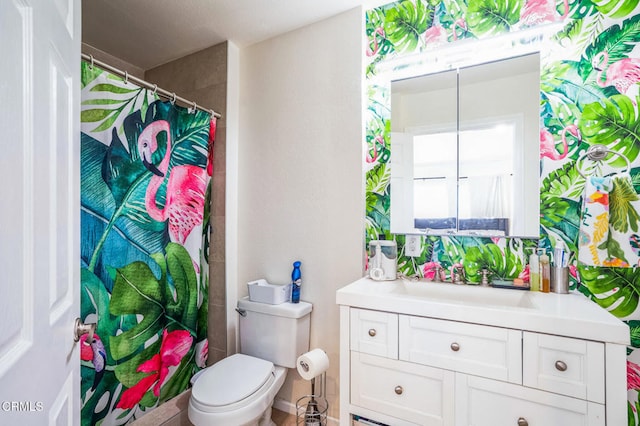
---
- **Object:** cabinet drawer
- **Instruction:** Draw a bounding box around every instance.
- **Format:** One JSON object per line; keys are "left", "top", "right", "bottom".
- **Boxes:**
{"left": 523, "top": 332, "right": 605, "bottom": 403}
{"left": 350, "top": 308, "right": 398, "bottom": 358}
{"left": 351, "top": 352, "right": 455, "bottom": 426}
{"left": 455, "top": 374, "right": 604, "bottom": 426}
{"left": 399, "top": 315, "right": 522, "bottom": 383}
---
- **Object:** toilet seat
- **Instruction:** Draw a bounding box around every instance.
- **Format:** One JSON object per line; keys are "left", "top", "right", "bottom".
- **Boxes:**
{"left": 190, "top": 353, "right": 275, "bottom": 413}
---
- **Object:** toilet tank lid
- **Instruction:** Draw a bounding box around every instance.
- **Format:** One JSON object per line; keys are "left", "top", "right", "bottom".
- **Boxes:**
{"left": 238, "top": 297, "right": 312, "bottom": 318}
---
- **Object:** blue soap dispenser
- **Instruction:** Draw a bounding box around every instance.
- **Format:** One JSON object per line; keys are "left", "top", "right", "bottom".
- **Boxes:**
{"left": 291, "top": 261, "right": 302, "bottom": 303}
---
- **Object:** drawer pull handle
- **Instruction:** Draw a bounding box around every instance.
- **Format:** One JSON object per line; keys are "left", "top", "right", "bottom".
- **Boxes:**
{"left": 555, "top": 360, "right": 568, "bottom": 372}
{"left": 517, "top": 418, "right": 528, "bottom": 426}
{"left": 368, "top": 329, "right": 377, "bottom": 337}
{"left": 450, "top": 342, "right": 460, "bottom": 352}
{"left": 394, "top": 386, "right": 403, "bottom": 395}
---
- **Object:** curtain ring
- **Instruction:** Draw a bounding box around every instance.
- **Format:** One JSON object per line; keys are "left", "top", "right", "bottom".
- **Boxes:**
{"left": 89, "top": 54, "right": 94, "bottom": 69}
{"left": 152, "top": 84, "right": 158, "bottom": 96}
{"left": 170, "top": 93, "right": 176, "bottom": 105}
{"left": 124, "top": 71, "right": 129, "bottom": 84}
{"left": 190, "top": 101, "right": 198, "bottom": 114}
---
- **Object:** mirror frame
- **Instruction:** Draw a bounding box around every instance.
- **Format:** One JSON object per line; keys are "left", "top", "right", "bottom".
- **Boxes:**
{"left": 379, "top": 31, "right": 553, "bottom": 238}
{"left": 390, "top": 53, "right": 541, "bottom": 238}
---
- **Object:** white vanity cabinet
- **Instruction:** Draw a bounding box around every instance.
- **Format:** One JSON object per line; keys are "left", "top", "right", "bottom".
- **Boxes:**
{"left": 455, "top": 374, "right": 605, "bottom": 426}
{"left": 337, "top": 278, "right": 629, "bottom": 426}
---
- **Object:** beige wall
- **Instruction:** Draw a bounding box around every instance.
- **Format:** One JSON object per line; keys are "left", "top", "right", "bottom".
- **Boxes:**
{"left": 237, "top": 7, "right": 364, "bottom": 419}
{"left": 145, "top": 43, "right": 229, "bottom": 367}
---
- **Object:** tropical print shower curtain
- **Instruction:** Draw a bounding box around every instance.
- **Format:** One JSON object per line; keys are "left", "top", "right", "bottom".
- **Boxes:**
{"left": 79, "top": 62, "right": 214, "bottom": 425}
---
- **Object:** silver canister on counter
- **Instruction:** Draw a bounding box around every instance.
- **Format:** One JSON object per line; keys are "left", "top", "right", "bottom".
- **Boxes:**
{"left": 551, "top": 266, "right": 569, "bottom": 294}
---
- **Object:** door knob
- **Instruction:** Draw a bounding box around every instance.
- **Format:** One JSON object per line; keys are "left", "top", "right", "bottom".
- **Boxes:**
{"left": 450, "top": 342, "right": 460, "bottom": 351}
{"left": 74, "top": 318, "right": 96, "bottom": 344}
{"left": 517, "top": 417, "right": 528, "bottom": 426}
{"left": 368, "top": 329, "right": 377, "bottom": 337}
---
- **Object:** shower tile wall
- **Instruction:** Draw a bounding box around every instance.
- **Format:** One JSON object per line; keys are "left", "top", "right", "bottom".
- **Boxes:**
{"left": 146, "top": 42, "right": 229, "bottom": 366}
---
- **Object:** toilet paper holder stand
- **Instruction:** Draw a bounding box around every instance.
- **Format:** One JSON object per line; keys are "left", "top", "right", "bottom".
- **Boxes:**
{"left": 297, "top": 359, "right": 327, "bottom": 402}
{"left": 295, "top": 369, "right": 328, "bottom": 425}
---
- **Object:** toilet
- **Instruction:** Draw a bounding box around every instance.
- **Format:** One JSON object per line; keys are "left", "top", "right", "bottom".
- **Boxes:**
{"left": 188, "top": 297, "right": 312, "bottom": 426}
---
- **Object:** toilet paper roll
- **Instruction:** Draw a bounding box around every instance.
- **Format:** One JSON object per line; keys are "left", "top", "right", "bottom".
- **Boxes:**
{"left": 296, "top": 348, "right": 329, "bottom": 380}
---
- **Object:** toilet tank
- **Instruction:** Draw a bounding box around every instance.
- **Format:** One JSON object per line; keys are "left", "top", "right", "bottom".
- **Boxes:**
{"left": 238, "top": 297, "right": 312, "bottom": 368}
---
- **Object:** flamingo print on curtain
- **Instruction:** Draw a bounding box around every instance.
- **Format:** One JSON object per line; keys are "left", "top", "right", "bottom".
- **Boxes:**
{"left": 79, "top": 62, "right": 216, "bottom": 425}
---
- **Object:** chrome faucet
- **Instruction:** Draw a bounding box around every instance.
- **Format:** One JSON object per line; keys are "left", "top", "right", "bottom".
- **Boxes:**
{"left": 480, "top": 268, "right": 491, "bottom": 286}
{"left": 431, "top": 265, "right": 444, "bottom": 283}
{"left": 451, "top": 265, "right": 465, "bottom": 284}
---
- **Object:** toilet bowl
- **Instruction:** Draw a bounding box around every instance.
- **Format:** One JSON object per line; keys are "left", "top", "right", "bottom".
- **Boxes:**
{"left": 188, "top": 354, "right": 286, "bottom": 426}
{"left": 188, "top": 298, "right": 312, "bottom": 426}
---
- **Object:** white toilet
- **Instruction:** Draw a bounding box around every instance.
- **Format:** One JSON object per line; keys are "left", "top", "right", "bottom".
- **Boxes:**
{"left": 188, "top": 297, "right": 312, "bottom": 426}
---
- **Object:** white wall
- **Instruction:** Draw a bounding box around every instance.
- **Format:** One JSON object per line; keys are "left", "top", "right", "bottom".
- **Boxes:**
{"left": 236, "top": 7, "right": 364, "bottom": 420}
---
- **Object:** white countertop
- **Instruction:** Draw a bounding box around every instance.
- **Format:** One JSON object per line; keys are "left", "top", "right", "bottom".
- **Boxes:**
{"left": 336, "top": 277, "right": 630, "bottom": 345}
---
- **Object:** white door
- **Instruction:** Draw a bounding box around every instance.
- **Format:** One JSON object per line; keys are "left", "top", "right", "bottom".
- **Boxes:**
{"left": 0, "top": 0, "right": 80, "bottom": 425}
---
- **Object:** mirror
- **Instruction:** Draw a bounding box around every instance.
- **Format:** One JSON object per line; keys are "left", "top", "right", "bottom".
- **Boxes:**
{"left": 390, "top": 53, "right": 540, "bottom": 237}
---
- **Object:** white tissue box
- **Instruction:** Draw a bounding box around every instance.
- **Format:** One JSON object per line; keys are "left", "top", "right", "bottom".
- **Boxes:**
{"left": 247, "top": 279, "right": 290, "bottom": 304}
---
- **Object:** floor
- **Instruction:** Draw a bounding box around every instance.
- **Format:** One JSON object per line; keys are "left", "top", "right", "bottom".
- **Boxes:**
{"left": 127, "top": 390, "right": 298, "bottom": 426}
{"left": 272, "top": 408, "right": 297, "bottom": 426}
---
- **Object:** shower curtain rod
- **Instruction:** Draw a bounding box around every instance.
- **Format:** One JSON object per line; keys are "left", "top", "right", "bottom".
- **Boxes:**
{"left": 81, "top": 53, "right": 222, "bottom": 119}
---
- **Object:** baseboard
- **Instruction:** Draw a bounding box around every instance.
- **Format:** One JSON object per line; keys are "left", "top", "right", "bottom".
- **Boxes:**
{"left": 273, "top": 398, "right": 339, "bottom": 425}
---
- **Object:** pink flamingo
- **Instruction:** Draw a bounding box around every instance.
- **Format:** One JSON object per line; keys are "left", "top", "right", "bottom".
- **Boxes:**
{"left": 424, "top": 18, "right": 467, "bottom": 48}
{"left": 366, "top": 135, "right": 386, "bottom": 163}
{"left": 137, "top": 120, "right": 207, "bottom": 244}
{"left": 424, "top": 25, "right": 448, "bottom": 46}
{"left": 451, "top": 18, "right": 467, "bottom": 41}
{"left": 540, "top": 124, "right": 580, "bottom": 160}
{"left": 592, "top": 51, "right": 640, "bottom": 101}
{"left": 520, "top": 0, "right": 570, "bottom": 27}
{"left": 366, "top": 27, "right": 385, "bottom": 57}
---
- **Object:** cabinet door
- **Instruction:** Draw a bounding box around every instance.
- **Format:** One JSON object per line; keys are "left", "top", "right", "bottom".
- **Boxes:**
{"left": 351, "top": 352, "right": 455, "bottom": 426}
{"left": 350, "top": 308, "right": 398, "bottom": 358}
{"left": 455, "top": 374, "right": 605, "bottom": 426}
{"left": 399, "top": 315, "right": 522, "bottom": 383}
{"left": 523, "top": 332, "right": 604, "bottom": 403}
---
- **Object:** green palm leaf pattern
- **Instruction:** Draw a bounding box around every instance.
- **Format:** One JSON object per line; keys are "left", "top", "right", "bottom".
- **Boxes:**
{"left": 542, "top": 60, "right": 606, "bottom": 114}
{"left": 579, "top": 265, "right": 640, "bottom": 317}
{"left": 583, "top": 13, "right": 640, "bottom": 78}
{"left": 466, "top": 0, "right": 522, "bottom": 36}
{"left": 108, "top": 243, "right": 199, "bottom": 408}
{"left": 81, "top": 62, "right": 157, "bottom": 135}
{"left": 594, "top": 0, "right": 640, "bottom": 19}
{"left": 610, "top": 175, "right": 640, "bottom": 233}
{"left": 366, "top": 163, "right": 391, "bottom": 241}
{"left": 628, "top": 320, "right": 640, "bottom": 348}
{"left": 580, "top": 94, "right": 640, "bottom": 165}
{"left": 384, "top": 0, "right": 431, "bottom": 53}
{"left": 464, "top": 242, "right": 523, "bottom": 283}
{"left": 540, "top": 162, "right": 584, "bottom": 252}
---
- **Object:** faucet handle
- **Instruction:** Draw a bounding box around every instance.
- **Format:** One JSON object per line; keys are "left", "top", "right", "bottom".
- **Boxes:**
{"left": 431, "top": 265, "right": 443, "bottom": 282}
{"left": 453, "top": 265, "right": 465, "bottom": 284}
{"left": 480, "top": 268, "right": 490, "bottom": 286}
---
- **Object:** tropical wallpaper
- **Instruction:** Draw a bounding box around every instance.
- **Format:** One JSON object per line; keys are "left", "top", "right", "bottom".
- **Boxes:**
{"left": 79, "top": 62, "right": 214, "bottom": 425}
{"left": 364, "top": 0, "right": 640, "bottom": 421}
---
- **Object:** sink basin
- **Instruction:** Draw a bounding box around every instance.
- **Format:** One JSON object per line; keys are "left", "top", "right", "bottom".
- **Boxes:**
{"left": 336, "top": 277, "right": 630, "bottom": 345}
{"left": 385, "top": 280, "right": 535, "bottom": 309}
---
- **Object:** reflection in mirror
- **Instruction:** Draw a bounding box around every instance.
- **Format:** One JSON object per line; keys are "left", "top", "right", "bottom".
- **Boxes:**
{"left": 390, "top": 53, "right": 540, "bottom": 237}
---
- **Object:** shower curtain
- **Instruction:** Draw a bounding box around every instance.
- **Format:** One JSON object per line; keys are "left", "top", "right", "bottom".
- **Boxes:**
{"left": 79, "top": 62, "right": 215, "bottom": 425}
